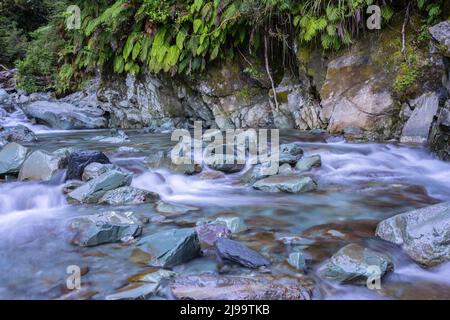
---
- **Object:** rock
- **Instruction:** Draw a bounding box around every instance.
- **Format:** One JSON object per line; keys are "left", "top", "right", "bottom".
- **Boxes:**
{"left": 171, "top": 163, "right": 202, "bottom": 175}
{"left": 170, "top": 274, "right": 312, "bottom": 300}
{"left": 144, "top": 151, "right": 168, "bottom": 169}
{"left": 376, "top": 202, "right": 450, "bottom": 267}
{"left": 278, "top": 163, "right": 294, "bottom": 175}
{"left": 66, "top": 150, "right": 111, "bottom": 181}
{"left": 198, "top": 170, "right": 225, "bottom": 180}
{"left": 21, "top": 101, "right": 106, "bottom": 130}
{"left": 63, "top": 181, "right": 83, "bottom": 194}
{"left": 105, "top": 283, "right": 159, "bottom": 300}
{"left": 70, "top": 211, "right": 143, "bottom": 247}
{"left": 0, "top": 142, "right": 28, "bottom": 175}
{"left": 318, "top": 244, "right": 393, "bottom": 284}
{"left": 91, "top": 130, "right": 130, "bottom": 144}
{"left": 295, "top": 155, "right": 322, "bottom": 172}
{"left": 429, "top": 21, "right": 450, "bottom": 57}
{"left": 137, "top": 228, "right": 201, "bottom": 268}
{"left": 253, "top": 176, "right": 317, "bottom": 193}
{"left": 400, "top": 92, "right": 440, "bottom": 143}
{"left": 429, "top": 100, "right": 450, "bottom": 161}
{"left": 18, "top": 150, "right": 66, "bottom": 181}
{"left": 0, "top": 136, "right": 7, "bottom": 148}
{"left": 215, "top": 217, "right": 248, "bottom": 234}
{"left": 132, "top": 269, "right": 177, "bottom": 284}
{"left": 117, "top": 146, "right": 140, "bottom": 153}
{"left": 99, "top": 186, "right": 160, "bottom": 205}
{"left": 215, "top": 238, "right": 271, "bottom": 269}
{"left": 0, "top": 125, "right": 36, "bottom": 143}
{"left": 68, "top": 170, "right": 133, "bottom": 204}
{"left": 195, "top": 223, "right": 232, "bottom": 247}
{"left": 155, "top": 201, "right": 199, "bottom": 216}
{"left": 288, "top": 252, "right": 307, "bottom": 271}
{"left": 81, "top": 162, "right": 118, "bottom": 181}
{"left": 0, "top": 89, "right": 10, "bottom": 107}
{"left": 279, "top": 143, "right": 304, "bottom": 165}
{"left": 240, "top": 163, "right": 271, "bottom": 184}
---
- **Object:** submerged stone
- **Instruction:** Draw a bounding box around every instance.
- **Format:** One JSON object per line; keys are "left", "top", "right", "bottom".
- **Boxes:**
{"left": 376, "top": 202, "right": 450, "bottom": 267}
{"left": 155, "top": 201, "right": 199, "bottom": 216}
{"left": 71, "top": 211, "right": 143, "bottom": 247}
{"left": 99, "top": 186, "right": 160, "bottom": 205}
{"left": 215, "top": 216, "right": 248, "bottom": 234}
{"left": 137, "top": 228, "right": 201, "bottom": 268}
{"left": 288, "top": 252, "right": 307, "bottom": 271}
{"left": 215, "top": 238, "right": 271, "bottom": 269}
{"left": 318, "top": 243, "right": 393, "bottom": 284}
{"left": 253, "top": 175, "right": 317, "bottom": 193}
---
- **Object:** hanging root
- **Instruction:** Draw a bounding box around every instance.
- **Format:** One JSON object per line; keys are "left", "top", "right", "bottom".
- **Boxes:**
{"left": 264, "top": 34, "right": 279, "bottom": 112}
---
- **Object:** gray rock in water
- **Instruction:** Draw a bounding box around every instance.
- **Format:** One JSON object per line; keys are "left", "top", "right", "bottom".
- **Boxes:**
{"left": 70, "top": 211, "right": 143, "bottom": 247}
{"left": 137, "top": 228, "right": 201, "bottom": 268}
{"left": 278, "top": 163, "right": 295, "bottom": 175}
{"left": 68, "top": 170, "right": 132, "bottom": 204}
{"left": 0, "top": 142, "right": 28, "bottom": 175}
{"left": 240, "top": 163, "right": 271, "bottom": 184}
{"left": 288, "top": 252, "right": 307, "bottom": 271}
{"left": 155, "top": 201, "right": 199, "bottom": 216}
{"left": 376, "top": 202, "right": 450, "bottom": 267}
{"left": 195, "top": 223, "right": 232, "bottom": 247}
{"left": 279, "top": 143, "right": 304, "bottom": 165}
{"left": 91, "top": 130, "right": 130, "bottom": 144}
{"left": 82, "top": 162, "right": 118, "bottom": 181}
{"left": 66, "top": 150, "right": 111, "bottom": 181}
{"left": 295, "top": 155, "right": 322, "bottom": 172}
{"left": 215, "top": 238, "right": 271, "bottom": 269}
{"left": 170, "top": 274, "right": 312, "bottom": 300}
{"left": 18, "top": 150, "right": 65, "bottom": 181}
{"left": 105, "top": 283, "right": 158, "bottom": 301}
{"left": 400, "top": 92, "right": 439, "bottom": 143}
{"left": 215, "top": 216, "right": 248, "bottom": 234}
{"left": 99, "top": 186, "right": 160, "bottom": 205}
{"left": 0, "top": 89, "right": 10, "bottom": 107}
{"left": 0, "top": 125, "right": 36, "bottom": 143}
{"left": 253, "top": 175, "right": 317, "bottom": 193}
{"left": 21, "top": 101, "right": 106, "bottom": 130}
{"left": 429, "top": 21, "right": 450, "bottom": 57}
{"left": 318, "top": 243, "right": 393, "bottom": 284}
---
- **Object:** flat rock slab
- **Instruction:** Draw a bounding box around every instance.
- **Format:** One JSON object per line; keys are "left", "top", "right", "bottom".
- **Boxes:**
{"left": 253, "top": 175, "right": 317, "bottom": 193}
{"left": 71, "top": 211, "right": 143, "bottom": 247}
{"left": 155, "top": 201, "right": 199, "bottom": 216}
{"left": 170, "top": 274, "right": 312, "bottom": 300}
{"left": 318, "top": 243, "right": 393, "bottom": 284}
{"left": 376, "top": 202, "right": 450, "bottom": 267}
{"left": 215, "top": 238, "right": 271, "bottom": 269}
{"left": 137, "top": 228, "right": 201, "bottom": 268}
{"left": 99, "top": 186, "right": 160, "bottom": 205}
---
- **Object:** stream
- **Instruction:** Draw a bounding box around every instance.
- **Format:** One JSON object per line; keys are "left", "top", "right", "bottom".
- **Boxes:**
{"left": 0, "top": 110, "right": 450, "bottom": 300}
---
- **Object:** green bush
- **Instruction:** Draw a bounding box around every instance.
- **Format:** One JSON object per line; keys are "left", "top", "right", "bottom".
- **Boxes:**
{"left": 0, "top": 17, "right": 28, "bottom": 66}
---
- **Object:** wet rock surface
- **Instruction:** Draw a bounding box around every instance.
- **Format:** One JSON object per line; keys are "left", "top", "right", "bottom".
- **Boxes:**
{"left": 66, "top": 150, "right": 111, "bottom": 181}
{"left": 253, "top": 175, "right": 317, "bottom": 193}
{"left": 99, "top": 186, "right": 160, "bottom": 205}
{"left": 215, "top": 238, "right": 271, "bottom": 269}
{"left": 0, "top": 142, "right": 28, "bottom": 175}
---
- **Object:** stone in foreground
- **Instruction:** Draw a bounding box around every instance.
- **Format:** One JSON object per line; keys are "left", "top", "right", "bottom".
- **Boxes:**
{"left": 82, "top": 162, "right": 118, "bottom": 181}
{"left": 279, "top": 143, "right": 304, "bottom": 165}
{"left": 0, "top": 142, "right": 28, "bottom": 175}
{"left": 376, "top": 202, "right": 450, "bottom": 267}
{"left": 99, "top": 186, "right": 160, "bottom": 205}
{"left": 253, "top": 175, "right": 317, "bottom": 193}
{"left": 0, "top": 125, "right": 36, "bottom": 143}
{"left": 137, "top": 228, "right": 201, "bottom": 268}
{"left": 66, "top": 150, "right": 111, "bottom": 181}
{"left": 68, "top": 170, "right": 132, "bottom": 204}
{"left": 295, "top": 155, "right": 322, "bottom": 172}
{"left": 215, "top": 238, "right": 271, "bottom": 269}
{"left": 318, "top": 244, "right": 393, "bottom": 284}
{"left": 215, "top": 216, "right": 248, "bottom": 234}
{"left": 170, "top": 274, "right": 312, "bottom": 300}
{"left": 18, "top": 150, "right": 65, "bottom": 181}
{"left": 71, "top": 211, "right": 143, "bottom": 247}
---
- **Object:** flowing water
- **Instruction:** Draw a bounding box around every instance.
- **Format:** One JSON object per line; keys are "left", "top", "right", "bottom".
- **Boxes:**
{"left": 1, "top": 114, "right": 450, "bottom": 300}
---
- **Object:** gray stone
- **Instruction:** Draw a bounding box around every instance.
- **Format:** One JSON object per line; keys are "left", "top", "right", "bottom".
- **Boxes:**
{"left": 0, "top": 142, "right": 28, "bottom": 175}
{"left": 318, "top": 244, "right": 393, "bottom": 284}
{"left": 429, "top": 100, "right": 450, "bottom": 161}
{"left": 279, "top": 143, "right": 304, "bottom": 165}
{"left": 215, "top": 238, "right": 271, "bottom": 269}
{"left": 376, "top": 202, "right": 450, "bottom": 267}
{"left": 195, "top": 223, "right": 232, "bottom": 247}
{"left": 215, "top": 217, "right": 248, "bottom": 234}
{"left": 105, "top": 283, "right": 159, "bottom": 300}
{"left": 66, "top": 150, "right": 111, "bottom": 181}
{"left": 137, "top": 228, "right": 201, "bottom": 268}
{"left": 240, "top": 163, "right": 271, "bottom": 184}
{"left": 170, "top": 274, "right": 312, "bottom": 300}
{"left": 253, "top": 175, "right": 317, "bottom": 193}
{"left": 278, "top": 163, "right": 295, "bottom": 175}
{"left": 99, "top": 186, "right": 160, "bottom": 205}
{"left": 18, "top": 150, "right": 65, "bottom": 181}
{"left": 400, "top": 92, "right": 439, "bottom": 143}
{"left": 91, "top": 130, "right": 130, "bottom": 144}
{"left": 68, "top": 170, "right": 133, "bottom": 204}
{"left": 155, "top": 201, "right": 199, "bottom": 216}
{"left": 70, "top": 211, "right": 143, "bottom": 247}
{"left": 288, "top": 252, "right": 307, "bottom": 271}
{"left": 429, "top": 21, "right": 450, "bottom": 57}
{"left": 295, "top": 155, "right": 322, "bottom": 172}
{"left": 82, "top": 162, "right": 118, "bottom": 181}
{"left": 0, "top": 89, "right": 10, "bottom": 107}
{"left": 0, "top": 125, "right": 36, "bottom": 143}
{"left": 21, "top": 101, "right": 106, "bottom": 130}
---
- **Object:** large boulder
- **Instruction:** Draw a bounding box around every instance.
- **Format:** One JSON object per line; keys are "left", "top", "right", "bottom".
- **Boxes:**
{"left": 0, "top": 125, "right": 36, "bottom": 143}
{"left": 18, "top": 150, "right": 66, "bottom": 181}
{"left": 21, "top": 101, "right": 106, "bottom": 130}
{"left": 137, "top": 228, "right": 201, "bottom": 268}
{"left": 215, "top": 238, "right": 271, "bottom": 269}
{"left": 319, "top": 244, "right": 393, "bottom": 284}
{"left": 70, "top": 211, "right": 143, "bottom": 247}
{"left": 376, "top": 202, "right": 450, "bottom": 267}
{"left": 170, "top": 274, "right": 312, "bottom": 300}
{"left": 429, "top": 21, "right": 450, "bottom": 57}
{"left": 0, "top": 142, "right": 28, "bottom": 175}
{"left": 429, "top": 100, "right": 450, "bottom": 161}
{"left": 253, "top": 175, "right": 317, "bottom": 193}
{"left": 400, "top": 92, "right": 440, "bottom": 143}
{"left": 66, "top": 150, "right": 111, "bottom": 181}
{"left": 99, "top": 186, "right": 160, "bottom": 205}
{"left": 67, "top": 170, "right": 133, "bottom": 204}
